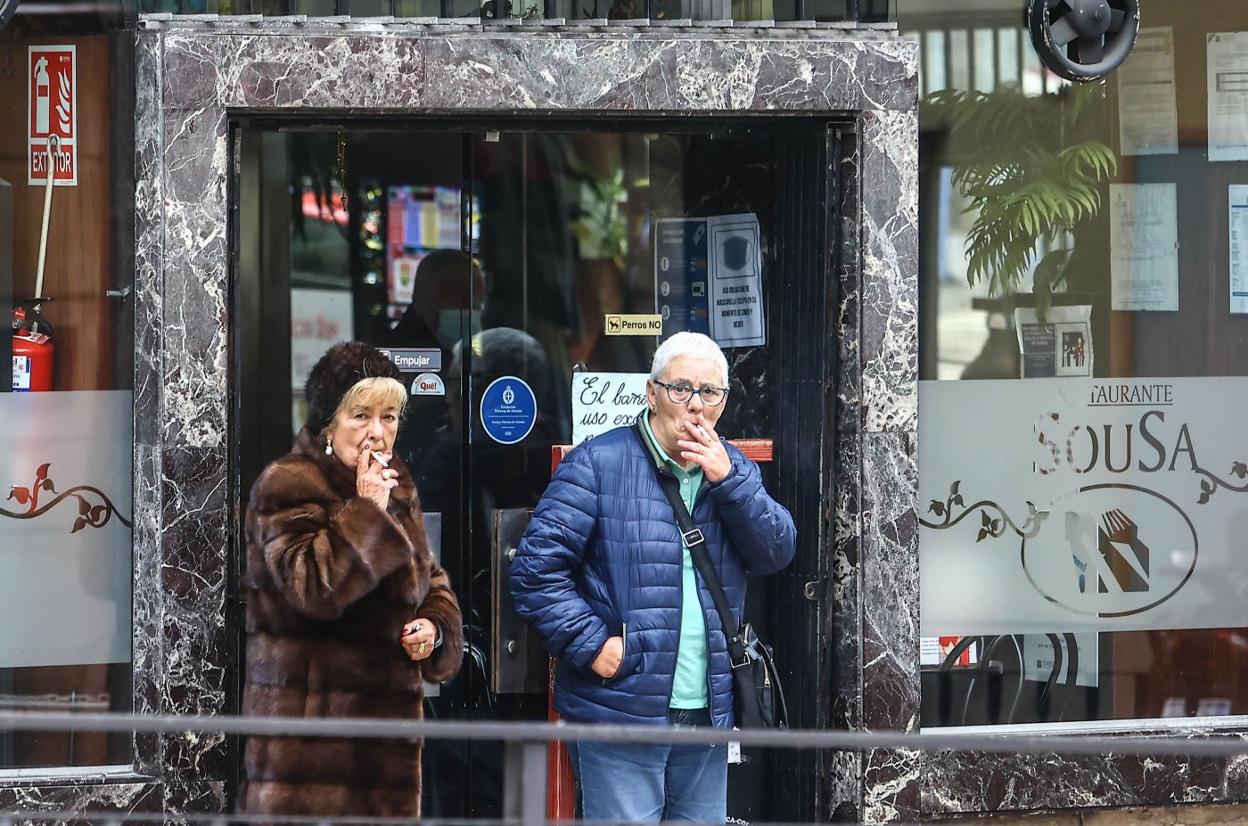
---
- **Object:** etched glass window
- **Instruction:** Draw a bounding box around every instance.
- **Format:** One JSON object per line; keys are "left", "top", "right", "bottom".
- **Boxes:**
{"left": 908, "top": 0, "right": 1248, "bottom": 728}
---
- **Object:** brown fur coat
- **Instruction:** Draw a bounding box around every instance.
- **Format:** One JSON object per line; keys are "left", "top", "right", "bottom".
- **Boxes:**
{"left": 241, "top": 428, "right": 463, "bottom": 818}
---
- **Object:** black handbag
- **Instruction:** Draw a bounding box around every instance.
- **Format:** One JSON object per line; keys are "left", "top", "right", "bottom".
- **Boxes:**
{"left": 637, "top": 424, "right": 790, "bottom": 728}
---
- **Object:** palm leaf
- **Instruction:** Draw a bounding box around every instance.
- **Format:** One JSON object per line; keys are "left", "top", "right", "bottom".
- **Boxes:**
{"left": 925, "top": 83, "right": 1116, "bottom": 302}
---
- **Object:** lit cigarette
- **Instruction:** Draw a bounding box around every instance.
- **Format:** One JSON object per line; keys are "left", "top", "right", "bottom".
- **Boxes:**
{"left": 696, "top": 426, "right": 709, "bottom": 440}
{"left": 373, "top": 451, "right": 390, "bottom": 467}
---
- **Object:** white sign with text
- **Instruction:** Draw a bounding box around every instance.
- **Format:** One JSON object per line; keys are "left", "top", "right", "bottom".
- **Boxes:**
{"left": 290, "top": 288, "right": 353, "bottom": 390}
{"left": 571, "top": 372, "right": 649, "bottom": 445}
{"left": 707, "top": 214, "right": 765, "bottom": 348}
{"left": 28, "top": 45, "right": 77, "bottom": 186}
{"left": 921, "top": 377, "right": 1248, "bottom": 636}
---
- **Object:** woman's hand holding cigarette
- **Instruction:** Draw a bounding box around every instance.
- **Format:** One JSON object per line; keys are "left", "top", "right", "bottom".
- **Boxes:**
{"left": 356, "top": 439, "right": 398, "bottom": 510}
{"left": 677, "top": 418, "right": 731, "bottom": 483}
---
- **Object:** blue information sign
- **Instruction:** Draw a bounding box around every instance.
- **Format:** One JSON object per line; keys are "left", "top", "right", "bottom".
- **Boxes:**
{"left": 479, "top": 376, "right": 538, "bottom": 445}
{"left": 655, "top": 218, "right": 711, "bottom": 339}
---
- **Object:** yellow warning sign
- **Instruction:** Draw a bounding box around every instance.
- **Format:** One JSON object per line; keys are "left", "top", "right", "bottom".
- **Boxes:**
{"left": 604, "top": 314, "right": 663, "bottom": 336}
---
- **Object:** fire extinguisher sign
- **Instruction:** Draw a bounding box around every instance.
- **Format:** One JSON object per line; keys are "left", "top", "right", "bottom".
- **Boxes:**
{"left": 27, "top": 45, "right": 76, "bottom": 187}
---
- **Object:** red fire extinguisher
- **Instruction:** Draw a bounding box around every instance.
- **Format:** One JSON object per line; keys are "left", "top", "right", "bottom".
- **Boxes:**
{"left": 11, "top": 136, "right": 58, "bottom": 392}
{"left": 12, "top": 299, "right": 53, "bottom": 392}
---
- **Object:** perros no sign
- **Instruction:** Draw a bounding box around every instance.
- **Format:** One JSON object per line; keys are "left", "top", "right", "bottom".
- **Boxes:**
{"left": 604, "top": 314, "right": 663, "bottom": 336}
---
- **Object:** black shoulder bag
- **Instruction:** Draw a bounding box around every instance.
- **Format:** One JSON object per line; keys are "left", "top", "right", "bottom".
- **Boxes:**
{"left": 638, "top": 424, "right": 789, "bottom": 728}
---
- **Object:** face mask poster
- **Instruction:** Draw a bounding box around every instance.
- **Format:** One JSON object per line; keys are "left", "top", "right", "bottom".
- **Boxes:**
{"left": 919, "top": 377, "right": 1248, "bottom": 636}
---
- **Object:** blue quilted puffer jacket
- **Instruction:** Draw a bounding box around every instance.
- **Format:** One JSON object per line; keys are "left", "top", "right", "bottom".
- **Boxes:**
{"left": 510, "top": 423, "right": 796, "bottom": 729}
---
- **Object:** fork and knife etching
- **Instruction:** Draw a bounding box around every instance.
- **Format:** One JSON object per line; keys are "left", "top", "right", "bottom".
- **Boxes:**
{"left": 1065, "top": 508, "right": 1151, "bottom": 595}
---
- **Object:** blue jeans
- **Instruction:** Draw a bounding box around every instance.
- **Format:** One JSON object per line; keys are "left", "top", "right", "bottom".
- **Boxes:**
{"left": 570, "top": 708, "right": 727, "bottom": 824}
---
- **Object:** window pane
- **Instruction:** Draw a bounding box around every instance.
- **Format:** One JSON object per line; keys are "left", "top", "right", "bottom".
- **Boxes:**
{"left": 0, "top": 34, "right": 133, "bottom": 767}
{"left": 997, "top": 26, "right": 1019, "bottom": 88}
{"left": 910, "top": 0, "right": 1248, "bottom": 728}
{"left": 923, "top": 30, "right": 946, "bottom": 95}
{"left": 292, "top": 0, "right": 338, "bottom": 12}
{"left": 947, "top": 29, "right": 970, "bottom": 92}
{"left": 973, "top": 28, "right": 995, "bottom": 92}
{"left": 804, "top": 0, "right": 847, "bottom": 23}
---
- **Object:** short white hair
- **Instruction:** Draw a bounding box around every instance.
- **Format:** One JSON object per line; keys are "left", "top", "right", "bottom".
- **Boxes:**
{"left": 649, "top": 332, "right": 729, "bottom": 387}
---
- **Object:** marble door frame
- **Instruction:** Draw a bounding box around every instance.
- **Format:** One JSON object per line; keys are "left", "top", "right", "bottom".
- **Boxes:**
{"left": 112, "top": 18, "right": 918, "bottom": 822}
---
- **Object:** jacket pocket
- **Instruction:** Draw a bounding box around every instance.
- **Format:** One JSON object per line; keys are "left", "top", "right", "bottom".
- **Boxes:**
{"left": 605, "top": 623, "right": 643, "bottom": 684}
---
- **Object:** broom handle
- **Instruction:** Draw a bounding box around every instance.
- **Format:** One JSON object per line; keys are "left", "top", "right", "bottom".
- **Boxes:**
{"left": 34, "top": 135, "right": 58, "bottom": 303}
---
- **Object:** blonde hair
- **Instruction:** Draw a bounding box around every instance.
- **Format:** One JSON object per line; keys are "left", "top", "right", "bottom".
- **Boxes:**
{"left": 330, "top": 376, "right": 408, "bottom": 425}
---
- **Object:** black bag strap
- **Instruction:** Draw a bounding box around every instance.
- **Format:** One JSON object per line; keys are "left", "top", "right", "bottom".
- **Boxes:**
{"left": 634, "top": 420, "right": 747, "bottom": 662}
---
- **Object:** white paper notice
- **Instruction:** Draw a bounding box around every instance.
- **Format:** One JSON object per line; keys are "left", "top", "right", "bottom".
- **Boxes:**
{"left": 571, "top": 372, "right": 650, "bottom": 445}
{"left": 1117, "top": 28, "right": 1178, "bottom": 156}
{"left": 1014, "top": 305, "right": 1093, "bottom": 378}
{"left": 707, "top": 213, "right": 766, "bottom": 348}
{"left": 919, "top": 636, "right": 978, "bottom": 668}
{"left": 1229, "top": 186, "right": 1248, "bottom": 314}
{"left": 1109, "top": 183, "right": 1179, "bottom": 312}
{"left": 1208, "top": 33, "right": 1248, "bottom": 162}
{"left": 290, "top": 288, "right": 354, "bottom": 389}
{"left": 1022, "top": 633, "right": 1099, "bottom": 688}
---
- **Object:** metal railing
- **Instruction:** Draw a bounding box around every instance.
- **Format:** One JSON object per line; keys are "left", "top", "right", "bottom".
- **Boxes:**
{"left": 5, "top": 710, "right": 1248, "bottom": 825}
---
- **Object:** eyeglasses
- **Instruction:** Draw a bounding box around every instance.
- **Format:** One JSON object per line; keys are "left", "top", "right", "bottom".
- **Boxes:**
{"left": 652, "top": 380, "right": 730, "bottom": 407}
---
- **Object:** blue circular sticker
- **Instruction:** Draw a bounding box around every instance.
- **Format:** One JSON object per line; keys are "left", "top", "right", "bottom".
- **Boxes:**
{"left": 479, "top": 376, "right": 537, "bottom": 445}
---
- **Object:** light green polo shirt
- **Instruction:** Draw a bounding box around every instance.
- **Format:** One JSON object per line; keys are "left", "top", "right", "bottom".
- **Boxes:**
{"left": 641, "top": 411, "right": 709, "bottom": 709}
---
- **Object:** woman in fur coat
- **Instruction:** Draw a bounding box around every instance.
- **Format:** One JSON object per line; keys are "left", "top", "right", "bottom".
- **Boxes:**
{"left": 241, "top": 341, "right": 463, "bottom": 818}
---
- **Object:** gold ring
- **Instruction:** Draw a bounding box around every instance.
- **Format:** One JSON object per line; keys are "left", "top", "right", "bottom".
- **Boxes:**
{"left": 416, "top": 642, "right": 427, "bottom": 656}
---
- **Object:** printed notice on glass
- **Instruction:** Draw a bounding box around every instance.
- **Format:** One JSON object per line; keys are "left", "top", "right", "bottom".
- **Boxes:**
{"left": 1022, "top": 633, "right": 1099, "bottom": 688}
{"left": 1109, "top": 183, "right": 1179, "bottom": 311}
{"left": 919, "top": 636, "right": 978, "bottom": 668}
{"left": 1117, "top": 28, "right": 1178, "bottom": 156}
{"left": 655, "top": 219, "right": 711, "bottom": 340}
{"left": 1230, "top": 185, "right": 1248, "bottom": 313}
{"left": 1014, "top": 305, "right": 1093, "bottom": 379}
{"left": 707, "top": 214, "right": 766, "bottom": 348}
{"left": 1208, "top": 33, "right": 1248, "bottom": 162}
{"left": 571, "top": 372, "right": 649, "bottom": 445}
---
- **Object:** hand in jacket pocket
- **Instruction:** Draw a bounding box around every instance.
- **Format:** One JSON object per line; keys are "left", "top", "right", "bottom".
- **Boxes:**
{"left": 591, "top": 636, "right": 623, "bottom": 678}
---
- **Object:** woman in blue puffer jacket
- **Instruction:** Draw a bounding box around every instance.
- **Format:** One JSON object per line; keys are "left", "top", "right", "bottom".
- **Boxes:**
{"left": 510, "top": 331, "right": 796, "bottom": 825}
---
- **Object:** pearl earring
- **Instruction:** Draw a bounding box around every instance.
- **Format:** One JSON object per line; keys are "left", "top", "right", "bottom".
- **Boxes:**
{"left": 324, "top": 436, "right": 333, "bottom": 455}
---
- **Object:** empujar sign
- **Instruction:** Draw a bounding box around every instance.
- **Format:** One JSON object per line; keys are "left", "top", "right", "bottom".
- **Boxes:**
{"left": 919, "top": 378, "right": 1248, "bottom": 636}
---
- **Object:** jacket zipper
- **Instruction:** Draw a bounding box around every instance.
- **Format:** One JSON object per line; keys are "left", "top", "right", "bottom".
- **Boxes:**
{"left": 692, "top": 488, "right": 719, "bottom": 724}
{"left": 666, "top": 570, "right": 682, "bottom": 708}
{"left": 702, "top": 603, "right": 714, "bottom": 723}
{"left": 666, "top": 475, "right": 713, "bottom": 714}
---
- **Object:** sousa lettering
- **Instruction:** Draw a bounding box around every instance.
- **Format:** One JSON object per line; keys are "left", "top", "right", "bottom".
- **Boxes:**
{"left": 1034, "top": 410, "right": 1198, "bottom": 475}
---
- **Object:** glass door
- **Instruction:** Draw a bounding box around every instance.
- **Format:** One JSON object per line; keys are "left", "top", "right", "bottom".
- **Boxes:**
{"left": 449, "top": 126, "right": 819, "bottom": 823}
{"left": 235, "top": 119, "right": 836, "bottom": 821}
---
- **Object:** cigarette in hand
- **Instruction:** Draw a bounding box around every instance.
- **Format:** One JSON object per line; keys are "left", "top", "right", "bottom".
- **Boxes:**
{"left": 373, "top": 451, "right": 390, "bottom": 467}
{"left": 696, "top": 425, "right": 709, "bottom": 439}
